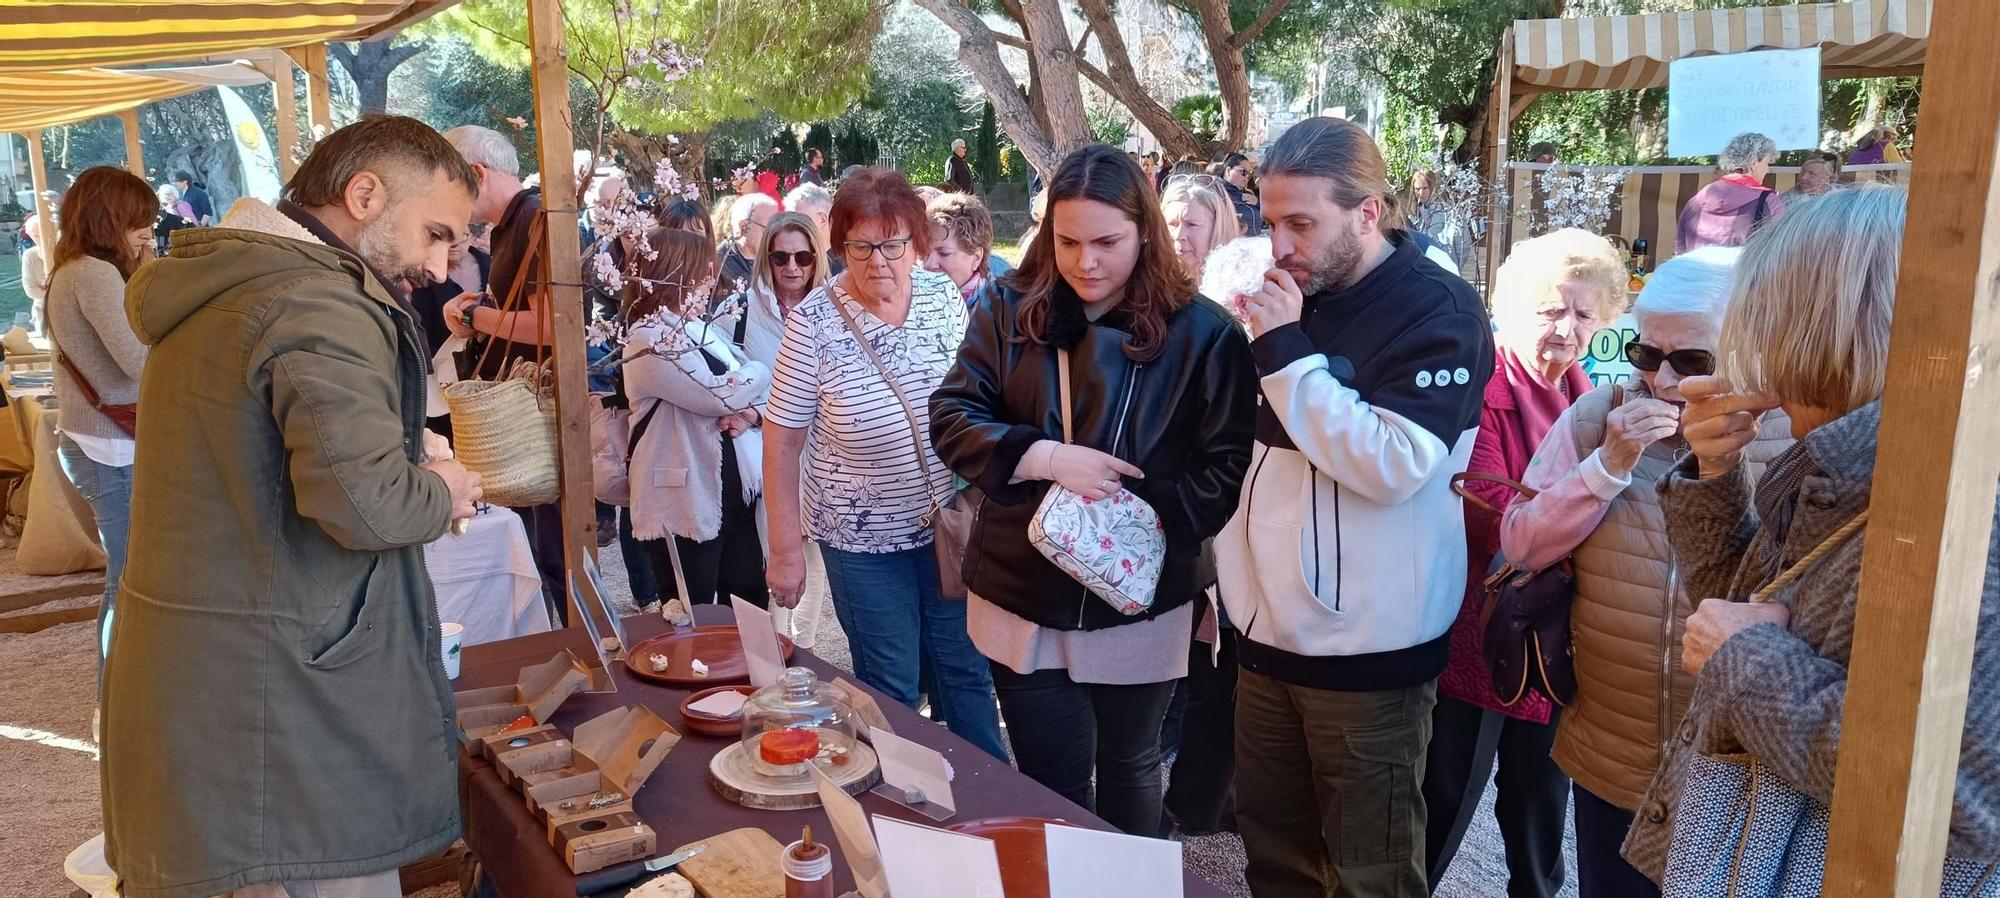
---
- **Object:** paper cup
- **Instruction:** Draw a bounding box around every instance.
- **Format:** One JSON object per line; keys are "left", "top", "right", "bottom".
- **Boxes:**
{"left": 441, "top": 622, "right": 465, "bottom": 680}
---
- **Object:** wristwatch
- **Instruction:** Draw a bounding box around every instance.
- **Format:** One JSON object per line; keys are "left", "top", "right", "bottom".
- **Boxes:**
{"left": 460, "top": 303, "right": 479, "bottom": 331}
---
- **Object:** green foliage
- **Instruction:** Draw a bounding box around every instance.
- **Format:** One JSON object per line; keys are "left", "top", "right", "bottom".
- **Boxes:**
{"left": 1173, "top": 94, "right": 1224, "bottom": 146}
{"left": 803, "top": 123, "right": 833, "bottom": 164}
{"left": 440, "top": 0, "right": 881, "bottom": 135}
{"left": 974, "top": 101, "right": 1001, "bottom": 190}
{"left": 1088, "top": 108, "right": 1130, "bottom": 147}
{"left": 833, "top": 125, "right": 880, "bottom": 172}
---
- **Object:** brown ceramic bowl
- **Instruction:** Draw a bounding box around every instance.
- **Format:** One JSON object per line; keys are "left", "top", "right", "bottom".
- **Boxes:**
{"left": 678, "top": 684, "right": 758, "bottom": 738}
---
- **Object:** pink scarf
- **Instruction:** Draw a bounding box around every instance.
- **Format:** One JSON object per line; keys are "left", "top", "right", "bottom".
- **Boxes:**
{"left": 1499, "top": 345, "right": 1592, "bottom": 446}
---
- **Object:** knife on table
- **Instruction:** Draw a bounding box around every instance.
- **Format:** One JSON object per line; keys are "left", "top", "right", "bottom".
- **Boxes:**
{"left": 574, "top": 843, "right": 706, "bottom": 895}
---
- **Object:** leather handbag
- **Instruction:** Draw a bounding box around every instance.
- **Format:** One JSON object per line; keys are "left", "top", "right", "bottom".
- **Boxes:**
{"left": 1453, "top": 471, "right": 1577, "bottom": 706}
{"left": 1026, "top": 348, "right": 1165, "bottom": 616}
{"left": 827, "top": 291, "right": 976, "bottom": 598}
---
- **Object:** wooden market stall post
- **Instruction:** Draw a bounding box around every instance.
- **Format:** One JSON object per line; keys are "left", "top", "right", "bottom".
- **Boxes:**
{"left": 1823, "top": 0, "right": 2000, "bottom": 892}
{"left": 251, "top": 51, "right": 301, "bottom": 180}
{"left": 22, "top": 129, "right": 52, "bottom": 258}
{"left": 284, "top": 44, "right": 334, "bottom": 135}
{"left": 118, "top": 108, "right": 144, "bottom": 178}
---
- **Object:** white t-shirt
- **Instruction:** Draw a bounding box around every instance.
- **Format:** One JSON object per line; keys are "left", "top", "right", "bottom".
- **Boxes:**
{"left": 764, "top": 269, "right": 967, "bottom": 554}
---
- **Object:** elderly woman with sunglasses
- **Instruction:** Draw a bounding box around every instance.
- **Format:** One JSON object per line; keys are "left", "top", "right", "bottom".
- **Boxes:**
{"left": 1495, "top": 245, "right": 1792, "bottom": 897}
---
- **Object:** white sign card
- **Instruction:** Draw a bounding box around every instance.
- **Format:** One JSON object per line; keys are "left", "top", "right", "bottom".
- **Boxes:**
{"left": 685, "top": 689, "right": 747, "bottom": 718}
{"left": 812, "top": 765, "right": 888, "bottom": 898}
{"left": 730, "top": 595, "right": 784, "bottom": 688}
{"left": 869, "top": 726, "right": 955, "bottom": 814}
{"left": 1667, "top": 47, "right": 1821, "bottom": 157}
{"left": 1045, "top": 824, "right": 1184, "bottom": 898}
{"left": 873, "top": 814, "right": 1003, "bottom": 898}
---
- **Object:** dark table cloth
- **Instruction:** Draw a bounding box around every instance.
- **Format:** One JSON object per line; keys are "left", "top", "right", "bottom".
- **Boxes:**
{"left": 456, "top": 605, "right": 1231, "bottom": 897}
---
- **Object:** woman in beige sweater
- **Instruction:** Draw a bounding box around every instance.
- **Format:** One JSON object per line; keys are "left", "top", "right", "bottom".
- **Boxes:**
{"left": 46, "top": 166, "right": 156, "bottom": 673}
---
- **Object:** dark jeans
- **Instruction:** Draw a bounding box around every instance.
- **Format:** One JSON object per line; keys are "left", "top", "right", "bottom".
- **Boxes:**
{"left": 1164, "top": 626, "right": 1237, "bottom": 834}
{"left": 57, "top": 437, "right": 131, "bottom": 681}
{"left": 642, "top": 507, "right": 768, "bottom": 607}
{"left": 1573, "top": 784, "right": 1658, "bottom": 898}
{"left": 1422, "top": 696, "right": 1570, "bottom": 898}
{"left": 1235, "top": 669, "right": 1434, "bottom": 898}
{"left": 989, "top": 665, "right": 1178, "bottom": 837}
{"left": 616, "top": 509, "right": 657, "bottom": 608}
{"left": 820, "top": 543, "right": 1007, "bottom": 760}
{"left": 515, "top": 503, "right": 568, "bottom": 625}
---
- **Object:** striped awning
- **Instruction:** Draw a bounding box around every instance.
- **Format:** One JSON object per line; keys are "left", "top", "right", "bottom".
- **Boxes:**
{"left": 1511, "top": 0, "right": 1930, "bottom": 92}
{"left": 0, "top": 62, "right": 265, "bottom": 132}
{"left": 0, "top": 1, "right": 456, "bottom": 72}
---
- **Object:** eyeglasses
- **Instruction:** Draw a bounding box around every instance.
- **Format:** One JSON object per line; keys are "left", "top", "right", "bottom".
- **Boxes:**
{"left": 1624, "top": 340, "right": 1717, "bottom": 377}
{"left": 768, "top": 249, "right": 817, "bottom": 268}
{"left": 1167, "top": 174, "right": 1225, "bottom": 191}
{"left": 843, "top": 237, "right": 912, "bottom": 262}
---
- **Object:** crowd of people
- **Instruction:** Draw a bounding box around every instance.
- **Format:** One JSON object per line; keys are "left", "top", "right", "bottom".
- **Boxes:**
{"left": 25, "top": 106, "right": 1999, "bottom": 898}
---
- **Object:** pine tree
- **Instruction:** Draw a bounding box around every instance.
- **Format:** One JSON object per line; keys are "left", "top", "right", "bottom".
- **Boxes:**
{"left": 974, "top": 101, "right": 1000, "bottom": 192}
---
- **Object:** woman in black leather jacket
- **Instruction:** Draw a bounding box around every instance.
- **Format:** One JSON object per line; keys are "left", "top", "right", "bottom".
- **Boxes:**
{"left": 930, "top": 145, "right": 1257, "bottom": 835}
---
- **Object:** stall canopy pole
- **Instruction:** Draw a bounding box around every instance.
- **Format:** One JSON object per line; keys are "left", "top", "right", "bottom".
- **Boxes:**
{"left": 1823, "top": 0, "right": 2000, "bottom": 893}
{"left": 523, "top": 0, "right": 600, "bottom": 628}
{"left": 119, "top": 108, "right": 144, "bottom": 179}
{"left": 285, "top": 44, "right": 333, "bottom": 135}
{"left": 253, "top": 52, "right": 300, "bottom": 181}
{"left": 24, "top": 130, "right": 52, "bottom": 251}
{"left": 1484, "top": 29, "right": 1514, "bottom": 296}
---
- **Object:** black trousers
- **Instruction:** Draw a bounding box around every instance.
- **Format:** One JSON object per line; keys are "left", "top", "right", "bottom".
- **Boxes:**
{"left": 1421, "top": 695, "right": 1569, "bottom": 898}
{"left": 989, "top": 664, "right": 1178, "bottom": 837}
{"left": 616, "top": 508, "right": 657, "bottom": 608}
{"left": 514, "top": 503, "right": 568, "bottom": 626}
{"left": 1573, "top": 784, "right": 1659, "bottom": 898}
{"left": 1164, "top": 626, "right": 1237, "bottom": 834}
{"left": 641, "top": 502, "right": 767, "bottom": 608}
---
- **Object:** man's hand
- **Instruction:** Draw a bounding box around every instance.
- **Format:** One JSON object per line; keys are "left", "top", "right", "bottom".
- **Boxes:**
{"left": 423, "top": 457, "right": 483, "bottom": 520}
{"left": 1682, "top": 598, "right": 1790, "bottom": 675}
{"left": 442, "top": 292, "right": 482, "bottom": 339}
{"left": 1679, "top": 375, "right": 1781, "bottom": 479}
{"left": 1242, "top": 268, "right": 1305, "bottom": 340}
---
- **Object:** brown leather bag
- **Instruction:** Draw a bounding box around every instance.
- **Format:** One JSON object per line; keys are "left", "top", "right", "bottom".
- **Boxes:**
{"left": 49, "top": 318, "right": 138, "bottom": 437}
{"left": 1454, "top": 470, "right": 1576, "bottom": 707}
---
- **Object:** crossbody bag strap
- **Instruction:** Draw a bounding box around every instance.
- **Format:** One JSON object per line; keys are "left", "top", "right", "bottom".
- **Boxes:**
{"left": 829, "top": 291, "right": 945, "bottom": 518}
{"left": 473, "top": 211, "right": 548, "bottom": 378}
{"left": 1056, "top": 347, "right": 1073, "bottom": 444}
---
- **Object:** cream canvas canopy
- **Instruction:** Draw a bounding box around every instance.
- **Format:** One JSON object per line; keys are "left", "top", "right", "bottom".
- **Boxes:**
{"left": 0, "top": 0, "right": 454, "bottom": 71}
{"left": 0, "top": 63, "right": 266, "bottom": 134}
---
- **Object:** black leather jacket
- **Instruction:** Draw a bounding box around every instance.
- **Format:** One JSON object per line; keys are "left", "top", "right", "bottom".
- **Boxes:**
{"left": 930, "top": 283, "right": 1257, "bottom": 631}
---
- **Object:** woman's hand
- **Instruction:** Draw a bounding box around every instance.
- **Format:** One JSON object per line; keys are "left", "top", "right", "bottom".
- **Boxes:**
{"left": 1601, "top": 397, "right": 1681, "bottom": 476}
{"left": 1679, "top": 375, "right": 1781, "bottom": 479}
{"left": 1048, "top": 444, "right": 1144, "bottom": 500}
{"left": 767, "top": 545, "right": 807, "bottom": 609}
{"left": 1682, "top": 598, "right": 1791, "bottom": 675}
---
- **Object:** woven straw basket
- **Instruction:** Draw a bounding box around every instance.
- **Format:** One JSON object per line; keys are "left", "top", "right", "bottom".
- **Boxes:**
{"left": 443, "top": 361, "right": 558, "bottom": 507}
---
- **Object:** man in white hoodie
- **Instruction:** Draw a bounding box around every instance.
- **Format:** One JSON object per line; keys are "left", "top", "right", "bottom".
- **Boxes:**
{"left": 1220, "top": 117, "right": 1494, "bottom": 898}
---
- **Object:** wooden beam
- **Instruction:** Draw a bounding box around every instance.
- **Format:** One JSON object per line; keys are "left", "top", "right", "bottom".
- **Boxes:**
{"left": 286, "top": 44, "right": 333, "bottom": 135}
{"left": 1484, "top": 29, "right": 1514, "bottom": 295}
{"left": 24, "top": 130, "right": 52, "bottom": 255}
{"left": 118, "top": 108, "right": 145, "bottom": 179}
{"left": 523, "top": 0, "right": 598, "bottom": 629}
{"left": 1823, "top": 0, "right": 2000, "bottom": 894}
{"left": 1509, "top": 92, "right": 1537, "bottom": 121}
{"left": 254, "top": 52, "right": 300, "bottom": 181}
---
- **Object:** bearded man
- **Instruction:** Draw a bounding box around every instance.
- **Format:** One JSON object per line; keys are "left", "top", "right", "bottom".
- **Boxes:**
{"left": 1218, "top": 115, "right": 1494, "bottom": 898}
{"left": 104, "top": 115, "right": 484, "bottom": 898}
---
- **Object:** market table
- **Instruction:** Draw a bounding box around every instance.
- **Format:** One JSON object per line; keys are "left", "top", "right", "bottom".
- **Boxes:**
{"left": 456, "top": 605, "right": 1232, "bottom": 898}
{"left": 425, "top": 504, "right": 548, "bottom": 647}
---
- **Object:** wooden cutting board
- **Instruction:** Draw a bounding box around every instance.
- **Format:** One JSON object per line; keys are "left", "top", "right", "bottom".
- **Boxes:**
{"left": 672, "top": 827, "right": 786, "bottom": 898}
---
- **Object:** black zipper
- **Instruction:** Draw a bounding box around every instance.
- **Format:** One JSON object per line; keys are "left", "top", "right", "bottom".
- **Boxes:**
{"left": 1078, "top": 360, "right": 1143, "bottom": 628}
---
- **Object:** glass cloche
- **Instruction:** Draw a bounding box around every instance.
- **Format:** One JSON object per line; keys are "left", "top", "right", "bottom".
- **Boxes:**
{"left": 740, "top": 667, "right": 861, "bottom": 781}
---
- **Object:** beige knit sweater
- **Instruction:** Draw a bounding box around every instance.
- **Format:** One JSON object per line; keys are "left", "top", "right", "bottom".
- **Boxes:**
{"left": 47, "top": 255, "right": 148, "bottom": 444}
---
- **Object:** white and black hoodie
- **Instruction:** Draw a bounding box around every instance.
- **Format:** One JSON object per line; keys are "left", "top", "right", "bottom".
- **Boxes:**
{"left": 1216, "top": 233, "right": 1493, "bottom": 691}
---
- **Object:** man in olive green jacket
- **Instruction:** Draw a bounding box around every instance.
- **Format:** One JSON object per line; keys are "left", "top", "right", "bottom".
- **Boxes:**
{"left": 104, "top": 116, "right": 484, "bottom": 898}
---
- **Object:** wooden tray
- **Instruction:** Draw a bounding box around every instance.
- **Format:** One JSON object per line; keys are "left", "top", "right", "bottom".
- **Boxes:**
{"left": 707, "top": 731, "right": 880, "bottom": 810}
{"left": 946, "top": 816, "right": 1082, "bottom": 898}
{"left": 624, "top": 626, "right": 795, "bottom": 687}
{"left": 672, "top": 827, "right": 784, "bottom": 898}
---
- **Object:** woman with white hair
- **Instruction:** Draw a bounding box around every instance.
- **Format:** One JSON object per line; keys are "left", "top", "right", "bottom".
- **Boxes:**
{"left": 1160, "top": 178, "right": 1239, "bottom": 281}
{"left": 1424, "top": 227, "right": 1629, "bottom": 897}
{"left": 1675, "top": 131, "right": 1783, "bottom": 253}
{"left": 1496, "top": 245, "right": 1792, "bottom": 897}
{"left": 1622, "top": 185, "right": 2000, "bottom": 892}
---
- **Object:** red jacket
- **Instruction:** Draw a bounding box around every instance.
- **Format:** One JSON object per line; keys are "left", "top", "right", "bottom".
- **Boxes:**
{"left": 1437, "top": 353, "right": 1592, "bottom": 722}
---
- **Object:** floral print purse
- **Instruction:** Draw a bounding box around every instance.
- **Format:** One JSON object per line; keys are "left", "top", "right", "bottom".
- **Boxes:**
{"left": 1027, "top": 349, "right": 1165, "bottom": 616}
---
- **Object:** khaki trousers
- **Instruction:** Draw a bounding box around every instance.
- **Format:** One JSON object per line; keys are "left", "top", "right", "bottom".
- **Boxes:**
{"left": 217, "top": 870, "right": 400, "bottom": 898}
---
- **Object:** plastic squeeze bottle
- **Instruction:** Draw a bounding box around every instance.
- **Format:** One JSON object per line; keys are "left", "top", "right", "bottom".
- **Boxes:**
{"left": 783, "top": 825, "right": 835, "bottom": 898}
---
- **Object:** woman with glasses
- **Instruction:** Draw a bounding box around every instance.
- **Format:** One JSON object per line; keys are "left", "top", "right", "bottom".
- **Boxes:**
{"left": 1220, "top": 152, "right": 1263, "bottom": 236}
{"left": 930, "top": 145, "right": 1256, "bottom": 834}
{"left": 762, "top": 167, "right": 1008, "bottom": 760}
{"left": 1493, "top": 245, "right": 1791, "bottom": 897}
{"left": 1424, "top": 228, "right": 1627, "bottom": 897}
{"left": 1160, "top": 177, "right": 1239, "bottom": 281}
{"left": 736, "top": 210, "right": 833, "bottom": 647}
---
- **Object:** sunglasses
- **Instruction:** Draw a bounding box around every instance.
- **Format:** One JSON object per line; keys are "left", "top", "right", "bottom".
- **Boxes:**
{"left": 1624, "top": 340, "right": 1716, "bottom": 377}
{"left": 1167, "top": 174, "right": 1225, "bottom": 191}
{"left": 768, "top": 249, "right": 817, "bottom": 268}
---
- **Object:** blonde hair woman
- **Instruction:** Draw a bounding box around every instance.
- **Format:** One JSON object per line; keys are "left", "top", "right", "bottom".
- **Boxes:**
{"left": 1623, "top": 187, "right": 2000, "bottom": 891}
{"left": 1160, "top": 179, "right": 1239, "bottom": 281}
{"left": 1424, "top": 227, "right": 1628, "bottom": 895}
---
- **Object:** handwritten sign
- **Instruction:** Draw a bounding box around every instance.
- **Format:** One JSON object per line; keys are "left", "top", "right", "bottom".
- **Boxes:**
{"left": 1667, "top": 48, "right": 1821, "bottom": 157}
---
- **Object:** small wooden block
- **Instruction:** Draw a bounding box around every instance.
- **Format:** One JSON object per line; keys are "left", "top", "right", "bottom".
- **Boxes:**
{"left": 673, "top": 827, "right": 785, "bottom": 898}
{"left": 555, "top": 810, "right": 654, "bottom": 875}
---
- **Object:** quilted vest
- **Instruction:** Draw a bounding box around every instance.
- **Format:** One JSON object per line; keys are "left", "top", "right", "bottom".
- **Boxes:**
{"left": 1550, "top": 383, "right": 1792, "bottom": 810}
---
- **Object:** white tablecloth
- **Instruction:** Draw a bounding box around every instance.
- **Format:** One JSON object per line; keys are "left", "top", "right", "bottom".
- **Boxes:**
{"left": 425, "top": 506, "right": 549, "bottom": 647}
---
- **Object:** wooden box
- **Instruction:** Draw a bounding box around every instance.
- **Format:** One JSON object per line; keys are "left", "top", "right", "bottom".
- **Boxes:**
{"left": 454, "top": 650, "right": 590, "bottom": 757}
{"left": 552, "top": 809, "right": 656, "bottom": 875}
{"left": 515, "top": 705, "right": 680, "bottom": 834}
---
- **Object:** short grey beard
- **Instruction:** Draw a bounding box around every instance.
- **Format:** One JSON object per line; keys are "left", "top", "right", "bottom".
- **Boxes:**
{"left": 357, "top": 212, "right": 434, "bottom": 288}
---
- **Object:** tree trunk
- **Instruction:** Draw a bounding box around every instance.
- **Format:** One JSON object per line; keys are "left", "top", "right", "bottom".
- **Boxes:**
{"left": 1191, "top": 0, "right": 1254, "bottom": 153}
{"left": 1017, "top": 0, "right": 1091, "bottom": 158}
{"left": 911, "top": 0, "right": 1064, "bottom": 178}
{"left": 328, "top": 40, "right": 427, "bottom": 116}
{"left": 1075, "top": 0, "right": 1202, "bottom": 159}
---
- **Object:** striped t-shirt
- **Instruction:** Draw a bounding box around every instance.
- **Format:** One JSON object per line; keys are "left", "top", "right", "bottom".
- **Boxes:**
{"left": 765, "top": 268, "right": 968, "bottom": 553}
